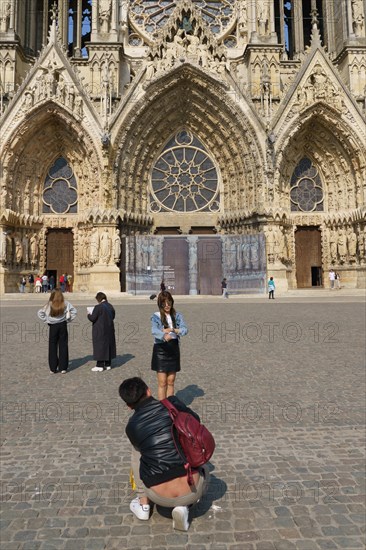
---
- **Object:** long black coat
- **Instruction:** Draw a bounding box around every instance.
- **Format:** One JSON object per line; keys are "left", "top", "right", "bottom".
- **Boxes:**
{"left": 87, "top": 301, "right": 116, "bottom": 361}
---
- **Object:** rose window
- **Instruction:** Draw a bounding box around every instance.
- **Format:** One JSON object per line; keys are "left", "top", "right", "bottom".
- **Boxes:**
{"left": 129, "top": 1, "right": 236, "bottom": 40}
{"left": 150, "top": 130, "right": 220, "bottom": 213}
{"left": 290, "top": 157, "right": 324, "bottom": 212}
{"left": 42, "top": 157, "right": 78, "bottom": 214}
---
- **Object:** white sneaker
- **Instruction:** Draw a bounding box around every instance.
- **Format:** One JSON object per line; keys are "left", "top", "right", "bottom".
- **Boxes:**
{"left": 104, "top": 366, "right": 111, "bottom": 371}
{"left": 172, "top": 506, "right": 189, "bottom": 531}
{"left": 130, "top": 497, "right": 150, "bottom": 520}
{"left": 91, "top": 366, "right": 104, "bottom": 372}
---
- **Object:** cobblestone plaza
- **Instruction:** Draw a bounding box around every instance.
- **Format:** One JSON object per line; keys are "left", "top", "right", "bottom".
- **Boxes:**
{"left": 1, "top": 293, "right": 365, "bottom": 549}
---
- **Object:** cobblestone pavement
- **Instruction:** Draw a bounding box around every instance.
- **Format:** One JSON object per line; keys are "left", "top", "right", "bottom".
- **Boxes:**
{"left": 1, "top": 295, "right": 365, "bottom": 549}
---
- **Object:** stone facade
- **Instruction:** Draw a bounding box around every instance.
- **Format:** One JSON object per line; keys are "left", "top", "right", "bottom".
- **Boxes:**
{"left": 0, "top": 0, "right": 365, "bottom": 293}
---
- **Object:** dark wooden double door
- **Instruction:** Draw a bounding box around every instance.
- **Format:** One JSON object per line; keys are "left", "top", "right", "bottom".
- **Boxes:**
{"left": 46, "top": 229, "right": 74, "bottom": 285}
{"left": 163, "top": 237, "right": 222, "bottom": 295}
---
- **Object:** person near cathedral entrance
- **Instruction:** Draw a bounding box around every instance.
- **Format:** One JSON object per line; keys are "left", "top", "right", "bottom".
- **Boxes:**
{"left": 151, "top": 291, "right": 188, "bottom": 400}
{"left": 37, "top": 289, "right": 77, "bottom": 374}
{"left": 88, "top": 292, "right": 116, "bottom": 372}
{"left": 328, "top": 269, "right": 335, "bottom": 289}
{"left": 221, "top": 278, "right": 228, "bottom": 298}
{"left": 268, "top": 276, "right": 275, "bottom": 299}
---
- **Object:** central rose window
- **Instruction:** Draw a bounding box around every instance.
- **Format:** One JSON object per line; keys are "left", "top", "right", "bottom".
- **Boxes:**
{"left": 150, "top": 130, "right": 220, "bottom": 213}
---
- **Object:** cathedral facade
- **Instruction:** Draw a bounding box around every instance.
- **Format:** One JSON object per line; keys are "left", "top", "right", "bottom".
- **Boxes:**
{"left": 0, "top": 0, "right": 365, "bottom": 294}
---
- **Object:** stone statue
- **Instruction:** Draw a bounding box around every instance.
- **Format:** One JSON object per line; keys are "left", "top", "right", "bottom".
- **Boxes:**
{"left": 90, "top": 227, "right": 99, "bottom": 263}
{"left": 257, "top": 0, "right": 269, "bottom": 36}
{"left": 99, "top": 0, "right": 112, "bottom": 33}
{"left": 113, "top": 229, "right": 121, "bottom": 263}
{"left": 329, "top": 228, "right": 337, "bottom": 261}
{"left": 30, "top": 233, "right": 39, "bottom": 264}
{"left": 347, "top": 227, "right": 357, "bottom": 259}
{"left": 238, "top": 2, "right": 248, "bottom": 37}
{"left": 351, "top": 0, "right": 365, "bottom": 36}
{"left": 0, "top": 1, "right": 11, "bottom": 33}
{"left": 186, "top": 28, "right": 200, "bottom": 56}
{"left": 14, "top": 233, "right": 23, "bottom": 263}
{"left": 266, "top": 226, "right": 275, "bottom": 262}
{"left": 337, "top": 228, "right": 347, "bottom": 260}
{"left": 0, "top": 231, "right": 7, "bottom": 261}
{"left": 311, "top": 66, "right": 327, "bottom": 100}
{"left": 99, "top": 228, "right": 111, "bottom": 263}
{"left": 23, "top": 178, "right": 31, "bottom": 215}
{"left": 56, "top": 77, "right": 66, "bottom": 104}
{"left": 119, "top": 0, "right": 128, "bottom": 24}
{"left": 22, "top": 233, "right": 29, "bottom": 264}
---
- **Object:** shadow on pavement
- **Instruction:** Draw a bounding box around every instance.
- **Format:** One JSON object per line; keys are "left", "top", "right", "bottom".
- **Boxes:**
{"left": 69, "top": 353, "right": 134, "bottom": 371}
{"left": 175, "top": 384, "right": 205, "bottom": 406}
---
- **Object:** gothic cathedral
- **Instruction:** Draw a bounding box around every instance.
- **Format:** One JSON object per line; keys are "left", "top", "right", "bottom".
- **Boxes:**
{"left": 0, "top": 1, "right": 365, "bottom": 294}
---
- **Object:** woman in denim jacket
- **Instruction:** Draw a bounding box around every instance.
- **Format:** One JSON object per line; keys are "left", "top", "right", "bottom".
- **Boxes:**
{"left": 151, "top": 291, "right": 188, "bottom": 400}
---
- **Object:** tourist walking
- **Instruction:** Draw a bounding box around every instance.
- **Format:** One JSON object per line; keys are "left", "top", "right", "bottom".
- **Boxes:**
{"left": 151, "top": 291, "right": 188, "bottom": 400}
{"left": 35, "top": 275, "right": 42, "bottom": 293}
{"left": 335, "top": 271, "right": 341, "bottom": 290}
{"left": 19, "top": 275, "right": 26, "bottom": 293}
{"left": 37, "top": 289, "right": 77, "bottom": 374}
{"left": 221, "top": 278, "right": 228, "bottom": 298}
{"left": 268, "top": 276, "right": 275, "bottom": 299}
{"left": 28, "top": 273, "right": 34, "bottom": 293}
{"left": 87, "top": 292, "right": 116, "bottom": 372}
{"left": 41, "top": 273, "right": 48, "bottom": 293}
{"left": 329, "top": 269, "right": 335, "bottom": 289}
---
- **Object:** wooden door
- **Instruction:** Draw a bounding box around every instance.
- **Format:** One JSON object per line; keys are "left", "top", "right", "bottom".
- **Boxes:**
{"left": 46, "top": 229, "right": 74, "bottom": 284}
{"left": 295, "top": 227, "right": 322, "bottom": 288}
{"left": 197, "top": 237, "right": 222, "bottom": 295}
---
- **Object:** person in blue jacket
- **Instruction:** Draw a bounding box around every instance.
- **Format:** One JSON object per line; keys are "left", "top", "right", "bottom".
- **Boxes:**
{"left": 151, "top": 291, "right": 188, "bottom": 400}
{"left": 268, "top": 276, "right": 276, "bottom": 299}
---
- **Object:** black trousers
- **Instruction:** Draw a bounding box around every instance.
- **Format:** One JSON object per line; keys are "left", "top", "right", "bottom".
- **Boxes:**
{"left": 48, "top": 322, "right": 69, "bottom": 372}
{"left": 269, "top": 290, "right": 274, "bottom": 299}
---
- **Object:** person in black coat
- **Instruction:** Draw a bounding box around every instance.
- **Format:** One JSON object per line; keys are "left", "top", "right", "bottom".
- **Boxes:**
{"left": 87, "top": 292, "right": 116, "bottom": 372}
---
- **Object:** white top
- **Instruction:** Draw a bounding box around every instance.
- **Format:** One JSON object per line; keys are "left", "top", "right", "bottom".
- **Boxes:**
{"left": 155, "top": 312, "right": 178, "bottom": 339}
{"left": 329, "top": 271, "right": 335, "bottom": 280}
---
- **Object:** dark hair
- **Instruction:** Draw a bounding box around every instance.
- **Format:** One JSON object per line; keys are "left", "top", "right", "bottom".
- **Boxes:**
{"left": 119, "top": 377, "right": 148, "bottom": 408}
{"left": 95, "top": 292, "right": 107, "bottom": 303}
{"left": 157, "top": 290, "right": 176, "bottom": 329}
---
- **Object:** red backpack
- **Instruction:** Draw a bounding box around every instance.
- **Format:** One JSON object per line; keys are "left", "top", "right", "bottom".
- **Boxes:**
{"left": 161, "top": 399, "right": 215, "bottom": 485}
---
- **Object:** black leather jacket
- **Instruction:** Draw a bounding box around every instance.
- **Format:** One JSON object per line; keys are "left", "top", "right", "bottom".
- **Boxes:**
{"left": 126, "top": 396, "right": 200, "bottom": 488}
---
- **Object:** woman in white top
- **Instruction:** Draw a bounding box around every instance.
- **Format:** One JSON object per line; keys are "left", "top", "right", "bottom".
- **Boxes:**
{"left": 151, "top": 291, "right": 188, "bottom": 400}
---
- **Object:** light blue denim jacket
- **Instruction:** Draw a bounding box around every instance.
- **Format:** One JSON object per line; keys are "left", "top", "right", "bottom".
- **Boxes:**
{"left": 151, "top": 311, "right": 188, "bottom": 344}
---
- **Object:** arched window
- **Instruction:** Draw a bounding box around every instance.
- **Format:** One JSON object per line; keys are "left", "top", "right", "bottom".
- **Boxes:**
{"left": 290, "top": 157, "right": 324, "bottom": 212}
{"left": 42, "top": 157, "right": 78, "bottom": 214}
{"left": 150, "top": 130, "right": 220, "bottom": 213}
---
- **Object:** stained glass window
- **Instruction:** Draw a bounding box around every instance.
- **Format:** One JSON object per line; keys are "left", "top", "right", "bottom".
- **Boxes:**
{"left": 129, "top": 1, "right": 236, "bottom": 37}
{"left": 150, "top": 130, "right": 220, "bottom": 213}
{"left": 42, "top": 157, "right": 78, "bottom": 214}
{"left": 290, "top": 157, "right": 324, "bottom": 212}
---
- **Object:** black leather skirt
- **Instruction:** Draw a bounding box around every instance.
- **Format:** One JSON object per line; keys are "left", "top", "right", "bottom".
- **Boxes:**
{"left": 151, "top": 340, "right": 180, "bottom": 373}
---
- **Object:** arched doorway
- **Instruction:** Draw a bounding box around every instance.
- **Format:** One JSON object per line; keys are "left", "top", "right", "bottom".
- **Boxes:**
{"left": 295, "top": 227, "right": 322, "bottom": 288}
{"left": 46, "top": 229, "right": 74, "bottom": 289}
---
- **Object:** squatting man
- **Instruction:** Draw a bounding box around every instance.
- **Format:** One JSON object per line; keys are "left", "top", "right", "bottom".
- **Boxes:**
{"left": 119, "top": 377, "right": 209, "bottom": 531}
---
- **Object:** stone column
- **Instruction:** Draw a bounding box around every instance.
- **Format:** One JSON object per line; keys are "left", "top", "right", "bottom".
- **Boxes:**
{"left": 293, "top": 0, "right": 304, "bottom": 57}
{"left": 188, "top": 236, "right": 198, "bottom": 295}
{"left": 75, "top": 0, "right": 83, "bottom": 57}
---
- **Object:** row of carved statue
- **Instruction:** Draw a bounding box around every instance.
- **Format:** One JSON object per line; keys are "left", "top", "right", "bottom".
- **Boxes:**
{"left": 1, "top": 224, "right": 365, "bottom": 270}
{"left": 0, "top": 230, "right": 39, "bottom": 266}
{"left": 328, "top": 225, "right": 365, "bottom": 264}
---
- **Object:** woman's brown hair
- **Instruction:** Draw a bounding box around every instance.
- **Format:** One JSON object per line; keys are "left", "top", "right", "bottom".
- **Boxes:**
{"left": 49, "top": 288, "right": 66, "bottom": 317}
{"left": 157, "top": 291, "right": 176, "bottom": 328}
